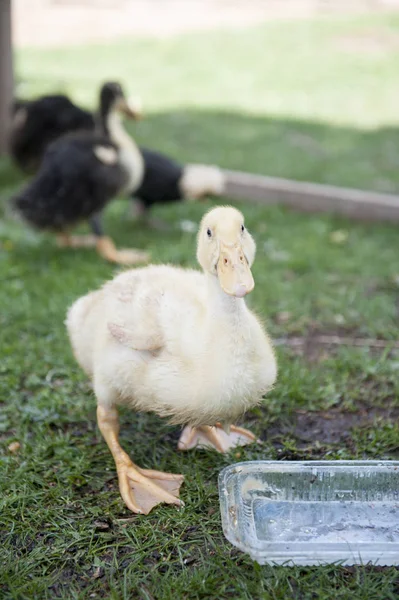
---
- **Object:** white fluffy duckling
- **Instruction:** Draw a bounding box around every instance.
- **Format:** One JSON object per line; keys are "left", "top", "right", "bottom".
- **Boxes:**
{"left": 66, "top": 206, "right": 277, "bottom": 514}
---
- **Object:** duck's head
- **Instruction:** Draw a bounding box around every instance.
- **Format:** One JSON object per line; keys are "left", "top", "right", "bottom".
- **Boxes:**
{"left": 197, "top": 206, "right": 256, "bottom": 298}
{"left": 100, "top": 81, "right": 142, "bottom": 121}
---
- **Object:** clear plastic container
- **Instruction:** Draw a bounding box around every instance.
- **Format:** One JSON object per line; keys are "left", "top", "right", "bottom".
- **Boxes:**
{"left": 219, "top": 460, "right": 399, "bottom": 566}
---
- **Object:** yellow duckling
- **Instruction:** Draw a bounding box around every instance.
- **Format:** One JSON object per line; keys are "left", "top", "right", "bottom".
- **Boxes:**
{"left": 66, "top": 206, "right": 277, "bottom": 514}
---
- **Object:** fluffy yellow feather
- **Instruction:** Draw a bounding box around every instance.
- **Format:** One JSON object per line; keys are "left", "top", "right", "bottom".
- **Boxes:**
{"left": 66, "top": 206, "right": 277, "bottom": 514}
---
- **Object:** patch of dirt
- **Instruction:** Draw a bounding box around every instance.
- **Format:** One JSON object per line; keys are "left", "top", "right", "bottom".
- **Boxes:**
{"left": 275, "top": 324, "right": 399, "bottom": 363}
{"left": 266, "top": 402, "right": 399, "bottom": 448}
{"left": 293, "top": 404, "right": 398, "bottom": 445}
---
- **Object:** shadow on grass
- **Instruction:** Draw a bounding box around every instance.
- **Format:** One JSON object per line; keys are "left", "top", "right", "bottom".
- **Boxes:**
{"left": 2, "top": 108, "right": 399, "bottom": 199}
{"left": 129, "top": 109, "right": 399, "bottom": 195}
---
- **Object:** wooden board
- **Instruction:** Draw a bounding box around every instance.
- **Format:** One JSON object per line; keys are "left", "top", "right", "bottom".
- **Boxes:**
{"left": 223, "top": 170, "right": 399, "bottom": 222}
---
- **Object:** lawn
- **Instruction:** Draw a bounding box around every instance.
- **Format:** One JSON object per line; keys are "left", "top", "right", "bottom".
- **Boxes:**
{"left": 1, "top": 10, "right": 399, "bottom": 600}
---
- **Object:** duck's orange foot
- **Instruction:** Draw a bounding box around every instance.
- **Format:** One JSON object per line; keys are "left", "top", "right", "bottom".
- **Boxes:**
{"left": 117, "top": 461, "right": 184, "bottom": 514}
{"left": 177, "top": 423, "right": 260, "bottom": 453}
{"left": 96, "top": 237, "right": 150, "bottom": 265}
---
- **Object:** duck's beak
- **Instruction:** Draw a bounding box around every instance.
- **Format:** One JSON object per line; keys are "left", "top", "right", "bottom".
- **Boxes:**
{"left": 115, "top": 95, "right": 143, "bottom": 120}
{"left": 217, "top": 242, "right": 254, "bottom": 298}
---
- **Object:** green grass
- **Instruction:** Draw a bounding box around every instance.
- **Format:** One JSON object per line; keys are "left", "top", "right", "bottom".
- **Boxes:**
{"left": 1, "top": 11, "right": 399, "bottom": 600}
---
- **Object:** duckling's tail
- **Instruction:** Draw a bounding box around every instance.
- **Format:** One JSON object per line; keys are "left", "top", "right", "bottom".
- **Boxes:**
{"left": 179, "top": 164, "right": 226, "bottom": 200}
{"left": 66, "top": 291, "right": 103, "bottom": 377}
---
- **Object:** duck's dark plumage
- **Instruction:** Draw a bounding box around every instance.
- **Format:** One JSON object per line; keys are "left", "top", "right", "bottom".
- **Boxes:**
{"left": 11, "top": 87, "right": 224, "bottom": 233}
{"left": 10, "top": 94, "right": 95, "bottom": 172}
{"left": 11, "top": 81, "right": 150, "bottom": 265}
{"left": 135, "top": 147, "right": 184, "bottom": 208}
{"left": 13, "top": 133, "right": 128, "bottom": 230}
{"left": 134, "top": 148, "right": 225, "bottom": 214}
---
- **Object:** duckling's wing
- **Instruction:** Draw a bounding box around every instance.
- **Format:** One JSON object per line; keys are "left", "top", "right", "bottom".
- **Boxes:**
{"left": 107, "top": 287, "right": 164, "bottom": 352}
{"left": 93, "top": 145, "right": 119, "bottom": 165}
{"left": 107, "top": 322, "right": 163, "bottom": 352}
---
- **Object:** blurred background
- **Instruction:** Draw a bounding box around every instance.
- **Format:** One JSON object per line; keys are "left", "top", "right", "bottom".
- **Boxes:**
{"left": 3, "top": 0, "right": 399, "bottom": 192}
{"left": 2, "top": 3, "right": 399, "bottom": 598}
{"left": 12, "top": 1, "right": 399, "bottom": 47}
{"left": 11, "top": 1, "right": 399, "bottom": 47}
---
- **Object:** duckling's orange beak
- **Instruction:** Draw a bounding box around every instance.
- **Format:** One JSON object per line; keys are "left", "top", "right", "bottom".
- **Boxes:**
{"left": 115, "top": 96, "right": 143, "bottom": 120}
{"left": 217, "top": 242, "right": 254, "bottom": 298}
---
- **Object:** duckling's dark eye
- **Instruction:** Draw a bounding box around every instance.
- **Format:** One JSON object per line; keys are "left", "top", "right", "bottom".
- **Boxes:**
{"left": 241, "top": 224, "right": 245, "bottom": 232}
{"left": 207, "top": 228, "right": 212, "bottom": 238}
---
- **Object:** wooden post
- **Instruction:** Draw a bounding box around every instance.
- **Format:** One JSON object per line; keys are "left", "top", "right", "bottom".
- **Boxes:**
{"left": 223, "top": 170, "right": 399, "bottom": 223}
{"left": 0, "top": 0, "right": 13, "bottom": 155}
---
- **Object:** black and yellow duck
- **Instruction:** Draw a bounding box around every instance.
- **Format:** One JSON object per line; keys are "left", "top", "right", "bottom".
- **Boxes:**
{"left": 12, "top": 82, "right": 149, "bottom": 265}
{"left": 11, "top": 88, "right": 225, "bottom": 220}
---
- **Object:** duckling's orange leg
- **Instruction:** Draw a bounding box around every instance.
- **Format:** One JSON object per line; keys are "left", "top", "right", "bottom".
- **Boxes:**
{"left": 96, "top": 236, "right": 150, "bottom": 266}
{"left": 97, "top": 406, "right": 184, "bottom": 515}
{"left": 178, "top": 424, "right": 260, "bottom": 453}
{"left": 56, "top": 232, "right": 150, "bottom": 265}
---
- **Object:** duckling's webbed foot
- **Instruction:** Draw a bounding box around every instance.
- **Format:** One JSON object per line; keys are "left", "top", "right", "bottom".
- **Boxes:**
{"left": 97, "top": 406, "right": 184, "bottom": 514}
{"left": 178, "top": 424, "right": 260, "bottom": 453}
{"left": 117, "top": 463, "right": 184, "bottom": 515}
{"left": 88, "top": 214, "right": 150, "bottom": 265}
{"left": 96, "top": 236, "right": 150, "bottom": 265}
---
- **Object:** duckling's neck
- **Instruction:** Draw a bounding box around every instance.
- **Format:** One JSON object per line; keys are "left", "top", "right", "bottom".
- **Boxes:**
{"left": 104, "top": 111, "right": 145, "bottom": 193}
{"left": 205, "top": 272, "right": 245, "bottom": 318}
{"left": 105, "top": 111, "right": 135, "bottom": 150}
